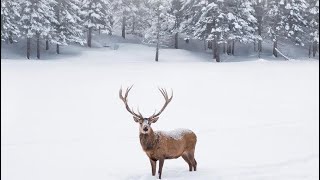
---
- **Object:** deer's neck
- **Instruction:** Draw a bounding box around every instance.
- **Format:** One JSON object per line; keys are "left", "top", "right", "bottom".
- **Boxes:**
{"left": 139, "top": 128, "right": 159, "bottom": 151}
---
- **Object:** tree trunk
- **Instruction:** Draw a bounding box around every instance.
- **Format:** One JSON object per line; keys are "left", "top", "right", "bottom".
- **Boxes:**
{"left": 216, "top": 41, "right": 220, "bottom": 62}
{"left": 155, "top": 27, "right": 160, "bottom": 61}
{"left": 27, "top": 37, "right": 31, "bottom": 59}
{"left": 208, "top": 41, "right": 212, "bottom": 49}
{"left": 212, "top": 40, "right": 220, "bottom": 62}
{"left": 309, "top": 44, "right": 312, "bottom": 58}
{"left": 132, "top": 16, "right": 135, "bottom": 33}
{"left": 87, "top": 27, "right": 92, "bottom": 47}
{"left": 313, "top": 41, "right": 317, "bottom": 57}
{"left": 212, "top": 40, "right": 215, "bottom": 59}
{"left": 174, "top": 32, "right": 178, "bottom": 49}
{"left": 204, "top": 39, "right": 206, "bottom": 51}
{"left": 227, "top": 40, "right": 231, "bottom": 55}
{"left": 46, "top": 40, "right": 49, "bottom": 50}
{"left": 258, "top": 40, "right": 262, "bottom": 53}
{"left": 273, "top": 40, "right": 278, "bottom": 57}
{"left": 37, "top": 33, "right": 40, "bottom": 59}
{"left": 155, "top": 41, "right": 159, "bottom": 62}
{"left": 122, "top": 15, "right": 126, "bottom": 39}
{"left": 9, "top": 31, "right": 13, "bottom": 44}
{"left": 232, "top": 40, "right": 235, "bottom": 55}
{"left": 254, "top": 41, "right": 256, "bottom": 52}
{"left": 56, "top": 44, "right": 60, "bottom": 54}
{"left": 213, "top": 40, "right": 220, "bottom": 62}
{"left": 223, "top": 42, "right": 226, "bottom": 54}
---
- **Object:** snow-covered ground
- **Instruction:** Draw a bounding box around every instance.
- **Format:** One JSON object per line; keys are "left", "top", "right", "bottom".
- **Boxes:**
{"left": 1, "top": 41, "right": 319, "bottom": 180}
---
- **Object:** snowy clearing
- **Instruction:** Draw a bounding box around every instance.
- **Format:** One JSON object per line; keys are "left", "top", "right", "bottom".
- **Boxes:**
{"left": 1, "top": 43, "right": 319, "bottom": 180}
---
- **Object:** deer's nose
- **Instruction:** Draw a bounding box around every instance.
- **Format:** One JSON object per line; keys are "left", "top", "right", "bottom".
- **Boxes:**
{"left": 143, "top": 127, "right": 148, "bottom": 131}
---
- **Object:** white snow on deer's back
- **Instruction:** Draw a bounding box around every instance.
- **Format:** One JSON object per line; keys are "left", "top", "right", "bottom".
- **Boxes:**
{"left": 155, "top": 129, "right": 194, "bottom": 140}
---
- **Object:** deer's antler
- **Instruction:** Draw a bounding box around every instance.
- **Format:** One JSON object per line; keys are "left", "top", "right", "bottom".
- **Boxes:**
{"left": 119, "top": 86, "right": 143, "bottom": 119}
{"left": 149, "top": 88, "right": 173, "bottom": 119}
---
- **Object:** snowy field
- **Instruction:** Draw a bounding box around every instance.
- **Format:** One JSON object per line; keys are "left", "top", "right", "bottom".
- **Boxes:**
{"left": 1, "top": 42, "right": 319, "bottom": 180}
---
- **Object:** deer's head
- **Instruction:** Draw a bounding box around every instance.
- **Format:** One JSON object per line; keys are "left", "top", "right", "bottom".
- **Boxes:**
{"left": 119, "top": 86, "right": 173, "bottom": 134}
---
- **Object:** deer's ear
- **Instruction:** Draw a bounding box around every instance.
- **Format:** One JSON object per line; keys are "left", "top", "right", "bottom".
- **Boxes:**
{"left": 133, "top": 116, "right": 140, "bottom": 123}
{"left": 150, "top": 117, "right": 159, "bottom": 123}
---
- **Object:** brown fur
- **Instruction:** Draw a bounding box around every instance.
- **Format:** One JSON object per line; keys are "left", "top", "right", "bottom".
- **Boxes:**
{"left": 139, "top": 128, "right": 197, "bottom": 179}
{"left": 119, "top": 87, "right": 197, "bottom": 179}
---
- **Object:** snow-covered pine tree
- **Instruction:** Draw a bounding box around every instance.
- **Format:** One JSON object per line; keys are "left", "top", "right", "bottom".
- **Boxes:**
{"left": 193, "top": 0, "right": 228, "bottom": 62}
{"left": 223, "top": 0, "right": 237, "bottom": 55}
{"left": 125, "top": 0, "right": 142, "bottom": 36}
{"left": 52, "top": 0, "right": 85, "bottom": 54}
{"left": 282, "top": 0, "right": 308, "bottom": 47}
{"left": 1, "top": 0, "right": 21, "bottom": 44}
{"left": 80, "top": 0, "right": 112, "bottom": 47}
{"left": 223, "top": 0, "right": 257, "bottom": 56}
{"left": 129, "top": 0, "right": 154, "bottom": 37}
{"left": 265, "top": 0, "right": 286, "bottom": 57}
{"left": 112, "top": 0, "right": 135, "bottom": 39}
{"left": 19, "top": 0, "right": 57, "bottom": 59}
{"left": 253, "top": 0, "right": 267, "bottom": 56}
{"left": 143, "top": 0, "right": 175, "bottom": 61}
{"left": 306, "top": 0, "right": 319, "bottom": 57}
{"left": 170, "top": 0, "right": 184, "bottom": 49}
{"left": 180, "top": 0, "right": 211, "bottom": 50}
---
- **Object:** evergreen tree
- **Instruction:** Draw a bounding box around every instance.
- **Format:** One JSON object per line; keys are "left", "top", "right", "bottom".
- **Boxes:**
{"left": 193, "top": 0, "right": 228, "bottom": 62}
{"left": 253, "top": 0, "right": 267, "bottom": 56}
{"left": 143, "top": 0, "right": 175, "bottom": 61}
{"left": 80, "top": 0, "right": 112, "bottom": 47}
{"left": 266, "top": 0, "right": 286, "bottom": 57}
{"left": 306, "top": 0, "right": 319, "bottom": 57}
{"left": 170, "top": 0, "right": 184, "bottom": 49}
{"left": 19, "top": 0, "right": 57, "bottom": 59}
{"left": 1, "top": 0, "right": 21, "bottom": 44}
{"left": 224, "top": 0, "right": 258, "bottom": 56}
{"left": 52, "top": 0, "right": 85, "bottom": 54}
{"left": 283, "top": 0, "right": 308, "bottom": 46}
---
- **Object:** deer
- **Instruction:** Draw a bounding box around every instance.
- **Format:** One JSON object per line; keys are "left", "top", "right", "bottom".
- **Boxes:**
{"left": 119, "top": 86, "right": 197, "bottom": 179}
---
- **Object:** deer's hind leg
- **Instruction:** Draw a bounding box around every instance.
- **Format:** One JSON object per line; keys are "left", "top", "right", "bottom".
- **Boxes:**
{"left": 182, "top": 154, "right": 192, "bottom": 171}
{"left": 187, "top": 150, "right": 197, "bottom": 171}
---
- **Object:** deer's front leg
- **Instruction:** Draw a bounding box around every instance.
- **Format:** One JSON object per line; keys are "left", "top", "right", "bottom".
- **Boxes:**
{"left": 158, "top": 158, "right": 164, "bottom": 179}
{"left": 149, "top": 158, "right": 156, "bottom": 176}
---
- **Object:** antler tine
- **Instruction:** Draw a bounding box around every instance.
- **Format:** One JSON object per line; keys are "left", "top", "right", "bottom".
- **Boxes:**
{"left": 150, "top": 88, "right": 173, "bottom": 118}
{"left": 137, "top": 107, "right": 144, "bottom": 117}
{"left": 119, "top": 85, "right": 143, "bottom": 118}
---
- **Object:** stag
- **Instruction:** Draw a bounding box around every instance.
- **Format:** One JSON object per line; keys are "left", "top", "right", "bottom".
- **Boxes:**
{"left": 119, "top": 86, "right": 197, "bottom": 179}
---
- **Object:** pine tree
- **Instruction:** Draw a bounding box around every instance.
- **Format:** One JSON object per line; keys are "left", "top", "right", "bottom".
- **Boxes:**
{"left": 19, "top": 0, "right": 57, "bottom": 59}
{"left": 1, "top": 0, "right": 21, "bottom": 44}
{"left": 143, "top": 0, "right": 175, "bottom": 61}
{"left": 112, "top": 0, "right": 135, "bottom": 39}
{"left": 193, "top": 0, "right": 228, "bottom": 62}
{"left": 52, "top": 0, "right": 85, "bottom": 54}
{"left": 266, "top": 0, "right": 286, "bottom": 57}
{"left": 170, "top": 0, "right": 184, "bottom": 49}
{"left": 80, "top": 0, "right": 112, "bottom": 47}
{"left": 224, "top": 0, "right": 257, "bottom": 56}
{"left": 283, "top": 0, "right": 308, "bottom": 46}
{"left": 306, "top": 0, "right": 319, "bottom": 57}
{"left": 253, "top": 0, "right": 267, "bottom": 56}
{"left": 180, "top": 0, "right": 206, "bottom": 44}
{"left": 125, "top": 0, "right": 153, "bottom": 37}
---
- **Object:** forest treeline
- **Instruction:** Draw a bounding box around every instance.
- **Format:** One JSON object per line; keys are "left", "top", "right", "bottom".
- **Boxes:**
{"left": 1, "top": 0, "right": 319, "bottom": 61}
